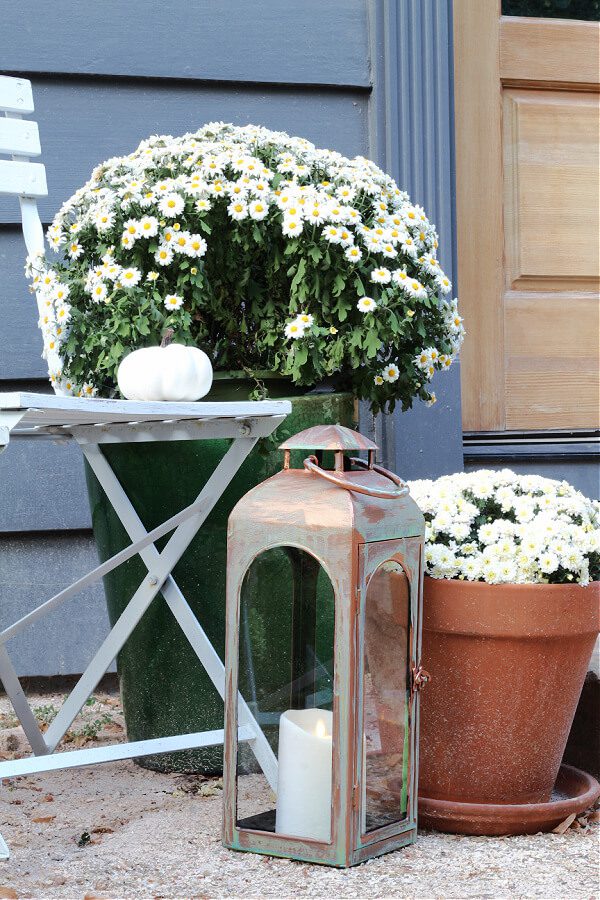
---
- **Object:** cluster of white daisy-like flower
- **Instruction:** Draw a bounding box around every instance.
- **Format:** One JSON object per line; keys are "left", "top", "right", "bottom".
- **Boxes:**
{"left": 27, "top": 122, "right": 463, "bottom": 407}
{"left": 408, "top": 470, "right": 599, "bottom": 586}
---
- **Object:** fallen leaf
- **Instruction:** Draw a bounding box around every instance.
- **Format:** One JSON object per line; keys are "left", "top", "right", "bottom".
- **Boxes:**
{"left": 43, "top": 794, "right": 54, "bottom": 802}
{"left": 0, "top": 887, "right": 18, "bottom": 899}
{"left": 553, "top": 812, "right": 576, "bottom": 834}
{"left": 32, "top": 814, "right": 56, "bottom": 823}
{"left": 102, "top": 722, "right": 123, "bottom": 733}
{"left": 91, "top": 826, "right": 114, "bottom": 834}
{"left": 588, "top": 809, "right": 600, "bottom": 823}
{"left": 197, "top": 782, "right": 222, "bottom": 797}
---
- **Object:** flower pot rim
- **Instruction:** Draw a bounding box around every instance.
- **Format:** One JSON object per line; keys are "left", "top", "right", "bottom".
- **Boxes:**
{"left": 423, "top": 574, "right": 600, "bottom": 638}
{"left": 424, "top": 574, "right": 599, "bottom": 591}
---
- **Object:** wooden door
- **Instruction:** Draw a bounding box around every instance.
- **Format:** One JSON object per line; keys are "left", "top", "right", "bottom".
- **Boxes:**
{"left": 454, "top": 1, "right": 600, "bottom": 432}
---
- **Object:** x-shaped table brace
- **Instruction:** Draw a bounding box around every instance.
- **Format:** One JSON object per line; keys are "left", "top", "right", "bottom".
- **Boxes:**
{"left": 0, "top": 425, "right": 281, "bottom": 858}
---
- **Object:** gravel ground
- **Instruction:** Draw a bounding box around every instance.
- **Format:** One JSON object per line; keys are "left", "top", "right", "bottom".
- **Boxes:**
{"left": 0, "top": 692, "right": 598, "bottom": 900}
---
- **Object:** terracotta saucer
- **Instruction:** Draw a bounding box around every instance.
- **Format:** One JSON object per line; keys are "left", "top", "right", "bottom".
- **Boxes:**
{"left": 418, "top": 764, "right": 600, "bottom": 836}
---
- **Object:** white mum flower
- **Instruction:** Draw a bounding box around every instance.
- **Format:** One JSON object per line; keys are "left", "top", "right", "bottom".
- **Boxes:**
{"left": 539, "top": 552, "right": 559, "bottom": 574}
{"left": 138, "top": 216, "right": 159, "bottom": 238}
{"left": 306, "top": 204, "right": 327, "bottom": 225}
{"left": 405, "top": 278, "right": 427, "bottom": 299}
{"left": 400, "top": 234, "right": 418, "bottom": 256}
{"left": 282, "top": 216, "right": 303, "bottom": 238}
{"left": 323, "top": 225, "right": 341, "bottom": 244}
{"left": 338, "top": 227, "right": 354, "bottom": 247}
{"left": 437, "top": 273, "right": 452, "bottom": 294}
{"left": 345, "top": 245, "right": 362, "bottom": 262}
{"left": 249, "top": 199, "right": 269, "bottom": 221}
{"left": 187, "top": 234, "right": 207, "bottom": 258}
{"left": 164, "top": 293, "right": 184, "bottom": 310}
{"left": 172, "top": 231, "right": 191, "bottom": 254}
{"left": 370, "top": 267, "right": 391, "bottom": 284}
{"left": 94, "top": 209, "right": 115, "bottom": 232}
{"left": 462, "top": 556, "right": 482, "bottom": 580}
{"left": 67, "top": 241, "right": 83, "bottom": 259}
{"left": 382, "top": 362, "right": 400, "bottom": 383}
{"left": 448, "top": 312, "right": 464, "bottom": 332}
{"left": 284, "top": 320, "right": 306, "bottom": 340}
{"left": 392, "top": 267, "right": 409, "bottom": 287}
{"left": 228, "top": 199, "right": 248, "bottom": 221}
{"left": 120, "top": 268, "right": 142, "bottom": 288}
{"left": 158, "top": 193, "right": 185, "bottom": 217}
{"left": 51, "top": 283, "right": 70, "bottom": 304}
{"left": 91, "top": 282, "right": 108, "bottom": 303}
{"left": 123, "top": 218, "right": 140, "bottom": 239}
{"left": 357, "top": 297, "right": 377, "bottom": 313}
{"left": 55, "top": 304, "right": 71, "bottom": 324}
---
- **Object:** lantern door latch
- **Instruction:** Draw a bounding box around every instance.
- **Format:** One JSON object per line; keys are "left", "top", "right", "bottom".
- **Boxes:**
{"left": 412, "top": 665, "right": 430, "bottom": 691}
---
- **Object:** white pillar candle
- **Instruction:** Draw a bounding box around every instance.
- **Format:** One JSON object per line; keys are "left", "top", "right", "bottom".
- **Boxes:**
{"left": 275, "top": 708, "right": 333, "bottom": 842}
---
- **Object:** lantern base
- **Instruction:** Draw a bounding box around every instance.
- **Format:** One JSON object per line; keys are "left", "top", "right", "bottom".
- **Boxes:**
{"left": 418, "top": 764, "right": 600, "bottom": 836}
{"left": 224, "top": 824, "right": 417, "bottom": 867}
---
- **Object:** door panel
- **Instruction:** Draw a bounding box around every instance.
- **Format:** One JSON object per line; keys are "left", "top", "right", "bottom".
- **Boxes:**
{"left": 505, "top": 294, "right": 600, "bottom": 428}
{"left": 454, "top": 3, "right": 600, "bottom": 432}
{"left": 503, "top": 89, "right": 599, "bottom": 288}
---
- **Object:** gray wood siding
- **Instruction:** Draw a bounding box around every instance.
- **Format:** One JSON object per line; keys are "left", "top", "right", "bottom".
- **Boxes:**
{"left": 369, "top": 0, "right": 464, "bottom": 481}
{"left": 0, "top": 533, "right": 111, "bottom": 677}
{"left": 0, "top": 0, "right": 370, "bottom": 87}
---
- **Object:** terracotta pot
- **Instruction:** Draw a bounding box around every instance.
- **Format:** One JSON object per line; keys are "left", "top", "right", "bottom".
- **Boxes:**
{"left": 419, "top": 576, "right": 600, "bottom": 806}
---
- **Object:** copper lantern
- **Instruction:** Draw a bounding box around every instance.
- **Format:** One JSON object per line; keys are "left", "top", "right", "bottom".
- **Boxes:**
{"left": 222, "top": 425, "right": 427, "bottom": 867}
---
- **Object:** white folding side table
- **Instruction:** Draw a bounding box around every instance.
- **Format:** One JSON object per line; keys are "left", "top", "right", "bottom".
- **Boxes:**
{"left": 0, "top": 391, "right": 290, "bottom": 858}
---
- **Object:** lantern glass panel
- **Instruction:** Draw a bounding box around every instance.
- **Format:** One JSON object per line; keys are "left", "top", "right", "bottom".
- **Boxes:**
{"left": 363, "top": 559, "right": 411, "bottom": 833}
{"left": 236, "top": 546, "right": 335, "bottom": 842}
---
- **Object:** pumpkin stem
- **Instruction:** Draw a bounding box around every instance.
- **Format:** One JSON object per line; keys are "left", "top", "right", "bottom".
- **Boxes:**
{"left": 161, "top": 328, "right": 175, "bottom": 348}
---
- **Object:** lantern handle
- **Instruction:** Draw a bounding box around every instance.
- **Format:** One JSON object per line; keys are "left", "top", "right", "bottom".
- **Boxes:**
{"left": 303, "top": 455, "right": 409, "bottom": 500}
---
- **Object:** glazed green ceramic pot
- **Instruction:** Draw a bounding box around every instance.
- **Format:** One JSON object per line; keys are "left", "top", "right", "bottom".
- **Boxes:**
{"left": 85, "top": 375, "right": 354, "bottom": 772}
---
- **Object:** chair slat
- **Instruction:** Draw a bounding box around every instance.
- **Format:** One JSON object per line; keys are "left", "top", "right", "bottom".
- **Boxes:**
{"left": 0, "top": 159, "right": 47, "bottom": 198}
{"left": 0, "top": 76, "right": 34, "bottom": 115}
{"left": 0, "top": 117, "right": 41, "bottom": 157}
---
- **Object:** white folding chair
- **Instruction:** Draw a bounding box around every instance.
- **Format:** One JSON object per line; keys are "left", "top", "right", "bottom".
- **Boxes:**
{"left": 0, "top": 75, "right": 285, "bottom": 860}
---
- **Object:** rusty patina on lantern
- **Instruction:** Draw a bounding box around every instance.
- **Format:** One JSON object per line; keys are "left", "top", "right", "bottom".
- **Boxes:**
{"left": 223, "top": 425, "right": 427, "bottom": 867}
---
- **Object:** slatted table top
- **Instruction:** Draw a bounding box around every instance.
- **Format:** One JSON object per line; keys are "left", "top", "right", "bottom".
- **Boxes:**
{"left": 0, "top": 392, "right": 292, "bottom": 443}
{"left": 0, "top": 391, "right": 291, "bottom": 427}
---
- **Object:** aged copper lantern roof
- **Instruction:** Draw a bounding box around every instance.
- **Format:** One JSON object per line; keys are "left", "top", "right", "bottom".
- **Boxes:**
{"left": 279, "top": 424, "right": 378, "bottom": 452}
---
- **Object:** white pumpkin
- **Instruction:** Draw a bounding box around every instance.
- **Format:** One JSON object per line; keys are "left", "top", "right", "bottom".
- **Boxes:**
{"left": 117, "top": 340, "right": 213, "bottom": 402}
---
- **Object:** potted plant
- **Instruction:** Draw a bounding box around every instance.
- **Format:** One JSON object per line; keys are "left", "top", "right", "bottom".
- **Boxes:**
{"left": 409, "top": 469, "right": 600, "bottom": 835}
{"left": 27, "top": 123, "right": 462, "bottom": 771}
